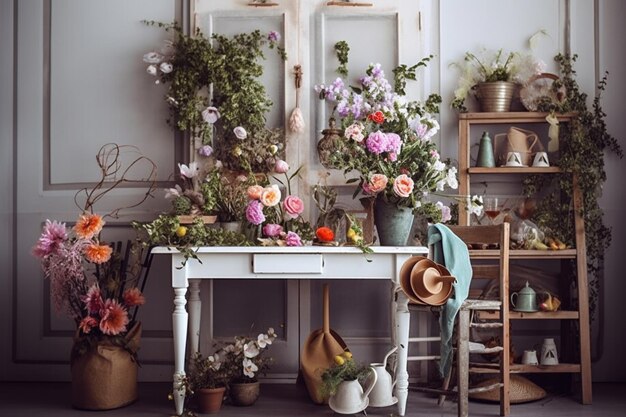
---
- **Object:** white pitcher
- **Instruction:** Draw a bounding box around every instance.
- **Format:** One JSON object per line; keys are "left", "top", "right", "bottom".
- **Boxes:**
{"left": 328, "top": 368, "right": 378, "bottom": 415}
{"left": 540, "top": 338, "right": 559, "bottom": 365}
{"left": 368, "top": 346, "right": 398, "bottom": 407}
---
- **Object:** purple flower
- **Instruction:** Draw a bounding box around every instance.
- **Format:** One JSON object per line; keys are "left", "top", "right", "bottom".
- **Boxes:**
{"left": 370, "top": 63, "right": 384, "bottom": 78}
{"left": 263, "top": 223, "right": 283, "bottom": 238}
{"left": 386, "top": 133, "right": 402, "bottom": 154}
{"left": 198, "top": 145, "right": 213, "bottom": 157}
{"left": 268, "top": 31, "right": 281, "bottom": 42}
{"left": 32, "top": 220, "right": 68, "bottom": 258}
{"left": 245, "top": 200, "right": 266, "bottom": 225}
{"left": 365, "top": 131, "right": 389, "bottom": 155}
{"left": 285, "top": 231, "right": 303, "bottom": 247}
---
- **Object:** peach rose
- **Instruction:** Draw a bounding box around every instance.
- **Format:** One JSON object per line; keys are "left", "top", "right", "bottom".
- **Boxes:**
{"left": 363, "top": 173, "right": 388, "bottom": 194}
{"left": 260, "top": 185, "right": 281, "bottom": 207}
{"left": 393, "top": 174, "right": 414, "bottom": 198}
{"left": 247, "top": 185, "right": 264, "bottom": 200}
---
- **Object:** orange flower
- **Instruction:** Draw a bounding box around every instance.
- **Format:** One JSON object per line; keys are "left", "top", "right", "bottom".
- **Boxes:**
{"left": 260, "top": 185, "right": 281, "bottom": 207}
{"left": 79, "top": 316, "right": 98, "bottom": 334}
{"left": 99, "top": 299, "right": 129, "bottom": 336}
{"left": 74, "top": 214, "right": 105, "bottom": 239}
{"left": 123, "top": 287, "right": 146, "bottom": 307}
{"left": 247, "top": 185, "right": 264, "bottom": 200}
{"left": 367, "top": 110, "right": 385, "bottom": 124}
{"left": 315, "top": 227, "right": 335, "bottom": 242}
{"left": 84, "top": 243, "right": 112, "bottom": 264}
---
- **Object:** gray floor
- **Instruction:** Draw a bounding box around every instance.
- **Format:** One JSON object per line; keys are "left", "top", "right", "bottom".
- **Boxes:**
{"left": 0, "top": 382, "right": 624, "bottom": 416}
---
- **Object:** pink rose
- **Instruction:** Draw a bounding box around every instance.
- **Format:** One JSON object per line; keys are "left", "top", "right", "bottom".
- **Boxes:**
{"left": 247, "top": 185, "right": 264, "bottom": 200}
{"left": 263, "top": 223, "right": 283, "bottom": 237}
{"left": 274, "top": 159, "right": 289, "bottom": 174}
{"left": 362, "top": 173, "right": 388, "bottom": 194}
{"left": 393, "top": 174, "right": 414, "bottom": 198}
{"left": 283, "top": 195, "right": 304, "bottom": 219}
{"left": 260, "top": 185, "right": 281, "bottom": 207}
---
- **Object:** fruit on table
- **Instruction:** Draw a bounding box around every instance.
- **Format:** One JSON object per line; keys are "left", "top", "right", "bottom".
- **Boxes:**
{"left": 176, "top": 226, "right": 188, "bottom": 237}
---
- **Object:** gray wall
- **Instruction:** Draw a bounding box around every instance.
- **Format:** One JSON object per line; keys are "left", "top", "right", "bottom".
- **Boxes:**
{"left": 1, "top": 0, "right": 624, "bottom": 382}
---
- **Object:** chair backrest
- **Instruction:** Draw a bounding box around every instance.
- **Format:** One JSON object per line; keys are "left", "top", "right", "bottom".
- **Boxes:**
{"left": 446, "top": 224, "right": 510, "bottom": 309}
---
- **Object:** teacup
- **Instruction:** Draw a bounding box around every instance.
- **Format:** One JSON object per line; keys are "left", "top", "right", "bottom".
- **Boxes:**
{"left": 505, "top": 151, "right": 524, "bottom": 167}
{"left": 532, "top": 151, "right": 550, "bottom": 167}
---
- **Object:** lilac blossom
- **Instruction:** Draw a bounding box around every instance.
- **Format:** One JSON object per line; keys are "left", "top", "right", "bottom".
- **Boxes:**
{"left": 32, "top": 220, "right": 68, "bottom": 258}
{"left": 198, "top": 145, "right": 213, "bottom": 157}
{"left": 267, "top": 31, "right": 281, "bottom": 42}
{"left": 386, "top": 133, "right": 402, "bottom": 154}
{"left": 365, "top": 131, "right": 389, "bottom": 155}
{"left": 263, "top": 223, "right": 283, "bottom": 238}
{"left": 285, "top": 231, "right": 303, "bottom": 247}
{"left": 436, "top": 201, "right": 452, "bottom": 223}
{"left": 245, "top": 200, "right": 266, "bottom": 225}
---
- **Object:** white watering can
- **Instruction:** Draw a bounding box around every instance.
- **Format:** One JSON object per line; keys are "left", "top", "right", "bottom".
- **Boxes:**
{"left": 328, "top": 368, "right": 377, "bottom": 415}
{"left": 368, "top": 346, "right": 398, "bottom": 407}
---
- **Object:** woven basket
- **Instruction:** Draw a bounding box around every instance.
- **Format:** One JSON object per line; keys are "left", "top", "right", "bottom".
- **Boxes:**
{"left": 469, "top": 375, "right": 546, "bottom": 404}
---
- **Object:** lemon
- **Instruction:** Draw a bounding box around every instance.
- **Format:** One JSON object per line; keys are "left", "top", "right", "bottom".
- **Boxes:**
{"left": 176, "top": 226, "right": 188, "bottom": 238}
{"left": 334, "top": 355, "right": 345, "bottom": 365}
{"left": 346, "top": 229, "right": 356, "bottom": 239}
{"left": 342, "top": 351, "right": 353, "bottom": 359}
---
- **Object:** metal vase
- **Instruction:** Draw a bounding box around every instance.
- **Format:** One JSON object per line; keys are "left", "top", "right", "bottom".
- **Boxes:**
{"left": 374, "top": 197, "right": 414, "bottom": 246}
{"left": 476, "top": 81, "right": 517, "bottom": 112}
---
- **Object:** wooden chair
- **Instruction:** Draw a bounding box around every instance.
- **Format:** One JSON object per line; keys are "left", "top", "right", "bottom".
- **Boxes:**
{"left": 405, "top": 223, "right": 511, "bottom": 417}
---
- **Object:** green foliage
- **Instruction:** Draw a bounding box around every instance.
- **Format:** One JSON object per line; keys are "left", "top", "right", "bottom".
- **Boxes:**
{"left": 172, "top": 195, "right": 192, "bottom": 215}
{"left": 523, "top": 53, "right": 623, "bottom": 317}
{"left": 392, "top": 55, "right": 435, "bottom": 96}
{"left": 320, "top": 352, "right": 372, "bottom": 398}
{"left": 186, "top": 352, "right": 230, "bottom": 390}
{"left": 334, "top": 41, "right": 350, "bottom": 77}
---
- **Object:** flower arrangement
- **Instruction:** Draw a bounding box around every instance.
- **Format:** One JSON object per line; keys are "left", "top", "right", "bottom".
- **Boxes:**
{"left": 451, "top": 48, "right": 545, "bottom": 111}
{"left": 315, "top": 52, "right": 457, "bottom": 221}
{"left": 32, "top": 144, "right": 157, "bottom": 357}
{"left": 164, "top": 161, "right": 220, "bottom": 216}
{"left": 245, "top": 160, "right": 314, "bottom": 246}
{"left": 143, "top": 21, "right": 287, "bottom": 173}
{"left": 216, "top": 327, "right": 277, "bottom": 383}
{"left": 320, "top": 351, "right": 372, "bottom": 398}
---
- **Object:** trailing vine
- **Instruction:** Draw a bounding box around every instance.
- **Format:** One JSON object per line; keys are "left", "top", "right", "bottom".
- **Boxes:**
{"left": 334, "top": 41, "right": 350, "bottom": 77}
{"left": 523, "top": 54, "right": 623, "bottom": 317}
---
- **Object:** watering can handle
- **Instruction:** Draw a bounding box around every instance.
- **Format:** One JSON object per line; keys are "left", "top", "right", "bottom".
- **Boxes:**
{"left": 362, "top": 367, "right": 379, "bottom": 401}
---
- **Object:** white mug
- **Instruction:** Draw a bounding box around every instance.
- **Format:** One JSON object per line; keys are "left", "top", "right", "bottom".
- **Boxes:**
{"left": 505, "top": 151, "right": 524, "bottom": 167}
{"left": 532, "top": 151, "right": 550, "bottom": 167}
{"left": 521, "top": 349, "right": 538, "bottom": 365}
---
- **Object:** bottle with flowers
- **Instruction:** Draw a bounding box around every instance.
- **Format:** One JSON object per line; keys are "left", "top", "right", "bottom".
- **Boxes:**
{"left": 315, "top": 46, "right": 458, "bottom": 246}
{"left": 31, "top": 144, "right": 156, "bottom": 410}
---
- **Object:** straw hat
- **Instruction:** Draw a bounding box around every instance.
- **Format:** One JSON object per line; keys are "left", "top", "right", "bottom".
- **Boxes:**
{"left": 469, "top": 375, "right": 546, "bottom": 404}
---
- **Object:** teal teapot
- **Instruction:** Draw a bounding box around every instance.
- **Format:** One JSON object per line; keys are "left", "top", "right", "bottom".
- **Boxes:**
{"left": 510, "top": 281, "right": 547, "bottom": 312}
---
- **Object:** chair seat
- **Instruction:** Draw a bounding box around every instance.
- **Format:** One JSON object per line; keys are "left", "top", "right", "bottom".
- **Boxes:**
{"left": 461, "top": 299, "right": 501, "bottom": 310}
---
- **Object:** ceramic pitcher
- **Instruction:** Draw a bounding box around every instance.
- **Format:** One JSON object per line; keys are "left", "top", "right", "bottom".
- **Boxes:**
{"left": 329, "top": 369, "right": 377, "bottom": 414}
{"left": 540, "top": 338, "right": 559, "bottom": 365}
{"left": 368, "top": 346, "right": 397, "bottom": 407}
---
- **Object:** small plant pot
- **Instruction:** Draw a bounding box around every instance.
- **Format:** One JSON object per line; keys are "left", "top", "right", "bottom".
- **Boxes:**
{"left": 229, "top": 381, "right": 260, "bottom": 406}
{"left": 196, "top": 386, "right": 226, "bottom": 414}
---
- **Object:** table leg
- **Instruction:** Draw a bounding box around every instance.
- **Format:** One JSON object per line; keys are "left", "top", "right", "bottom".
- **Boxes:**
{"left": 188, "top": 280, "right": 202, "bottom": 355}
{"left": 395, "top": 291, "right": 410, "bottom": 416}
{"left": 172, "top": 287, "right": 188, "bottom": 416}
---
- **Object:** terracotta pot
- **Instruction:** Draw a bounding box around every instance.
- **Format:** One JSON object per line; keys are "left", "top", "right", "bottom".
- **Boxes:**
{"left": 196, "top": 386, "right": 226, "bottom": 414}
{"left": 229, "top": 381, "right": 260, "bottom": 406}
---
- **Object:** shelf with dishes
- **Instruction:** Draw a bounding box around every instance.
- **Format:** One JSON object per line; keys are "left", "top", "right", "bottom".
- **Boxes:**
{"left": 468, "top": 166, "right": 561, "bottom": 174}
{"left": 469, "top": 363, "right": 581, "bottom": 374}
{"left": 469, "top": 249, "right": 577, "bottom": 259}
{"left": 477, "top": 310, "right": 580, "bottom": 320}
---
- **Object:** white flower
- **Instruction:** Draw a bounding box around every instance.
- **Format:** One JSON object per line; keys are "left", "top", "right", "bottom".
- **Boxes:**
{"left": 243, "top": 358, "right": 258, "bottom": 378}
{"left": 446, "top": 167, "right": 459, "bottom": 189}
{"left": 146, "top": 65, "right": 158, "bottom": 76}
{"left": 166, "top": 96, "right": 179, "bottom": 106}
{"left": 164, "top": 184, "right": 182, "bottom": 200}
{"left": 215, "top": 160, "right": 223, "bottom": 169}
{"left": 143, "top": 52, "right": 163, "bottom": 64}
{"left": 436, "top": 179, "right": 447, "bottom": 191}
{"left": 433, "top": 160, "right": 446, "bottom": 172}
{"left": 468, "top": 195, "right": 484, "bottom": 216}
{"left": 243, "top": 342, "right": 260, "bottom": 358}
{"left": 436, "top": 201, "right": 452, "bottom": 223}
{"left": 178, "top": 162, "right": 199, "bottom": 179}
{"left": 267, "top": 327, "right": 276, "bottom": 339}
{"left": 201, "top": 106, "right": 220, "bottom": 124}
{"left": 233, "top": 126, "right": 247, "bottom": 140}
{"left": 159, "top": 62, "right": 173, "bottom": 74}
{"left": 257, "top": 333, "right": 273, "bottom": 348}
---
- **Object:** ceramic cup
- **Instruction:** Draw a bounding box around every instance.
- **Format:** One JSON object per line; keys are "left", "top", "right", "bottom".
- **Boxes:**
{"left": 505, "top": 151, "right": 524, "bottom": 167}
{"left": 521, "top": 349, "right": 539, "bottom": 365}
{"left": 532, "top": 151, "right": 550, "bottom": 167}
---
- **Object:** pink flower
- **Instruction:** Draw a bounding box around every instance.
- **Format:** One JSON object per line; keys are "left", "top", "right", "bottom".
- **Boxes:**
{"left": 123, "top": 287, "right": 145, "bottom": 307}
{"left": 32, "top": 220, "right": 68, "bottom": 258}
{"left": 386, "top": 133, "right": 402, "bottom": 154}
{"left": 268, "top": 31, "right": 281, "bottom": 42}
{"left": 393, "top": 174, "right": 414, "bottom": 198}
{"left": 344, "top": 123, "right": 365, "bottom": 142}
{"left": 283, "top": 195, "right": 304, "bottom": 219}
{"left": 436, "top": 201, "right": 452, "bottom": 223}
{"left": 263, "top": 223, "right": 283, "bottom": 238}
{"left": 79, "top": 316, "right": 98, "bottom": 334}
{"left": 365, "top": 131, "right": 389, "bottom": 154}
{"left": 260, "top": 185, "right": 281, "bottom": 207}
{"left": 246, "top": 200, "right": 266, "bottom": 225}
{"left": 99, "top": 299, "right": 129, "bottom": 336}
{"left": 362, "top": 173, "right": 388, "bottom": 194}
{"left": 247, "top": 185, "right": 264, "bottom": 200}
{"left": 198, "top": 145, "right": 213, "bottom": 157}
{"left": 233, "top": 126, "right": 247, "bottom": 140}
{"left": 83, "top": 284, "right": 104, "bottom": 314}
{"left": 201, "top": 106, "right": 220, "bottom": 124}
{"left": 274, "top": 159, "right": 289, "bottom": 173}
{"left": 285, "top": 231, "right": 303, "bottom": 247}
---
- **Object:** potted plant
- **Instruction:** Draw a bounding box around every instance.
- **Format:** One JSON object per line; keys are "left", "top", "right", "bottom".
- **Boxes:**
{"left": 451, "top": 48, "right": 545, "bottom": 112}
{"left": 184, "top": 352, "right": 230, "bottom": 414}
{"left": 218, "top": 327, "right": 277, "bottom": 406}
{"left": 320, "top": 351, "right": 376, "bottom": 413}
{"left": 32, "top": 144, "right": 156, "bottom": 410}
{"left": 165, "top": 161, "right": 221, "bottom": 224}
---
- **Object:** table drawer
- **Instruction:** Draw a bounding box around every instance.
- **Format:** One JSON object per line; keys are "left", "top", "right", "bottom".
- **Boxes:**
{"left": 253, "top": 254, "right": 324, "bottom": 274}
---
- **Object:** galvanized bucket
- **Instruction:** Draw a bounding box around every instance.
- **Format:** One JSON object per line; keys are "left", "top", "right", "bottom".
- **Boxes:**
{"left": 476, "top": 81, "right": 517, "bottom": 112}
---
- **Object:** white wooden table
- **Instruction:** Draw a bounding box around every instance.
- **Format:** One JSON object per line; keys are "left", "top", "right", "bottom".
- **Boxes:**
{"left": 153, "top": 246, "right": 427, "bottom": 416}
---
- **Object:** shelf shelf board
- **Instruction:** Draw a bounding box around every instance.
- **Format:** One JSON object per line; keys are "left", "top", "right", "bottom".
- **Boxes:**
{"left": 469, "top": 249, "right": 577, "bottom": 259}
{"left": 468, "top": 167, "right": 561, "bottom": 174}
{"left": 459, "top": 111, "right": 577, "bottom": 123}
{"left": 477, "top": 310, "right": 580, "bottom": 320}
{"left": 469, "top": 363, "right": 581, "bottom": 374}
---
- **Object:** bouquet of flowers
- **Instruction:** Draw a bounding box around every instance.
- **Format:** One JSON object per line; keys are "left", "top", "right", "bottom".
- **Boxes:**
{"left": 245, "top": 160, "right": 314, "bottom": 246}
{"left": 217, "top": 327, "right": 277, "bottom": 383}
{"left": 315, "top": 58, "right": 458, "bottom": 220}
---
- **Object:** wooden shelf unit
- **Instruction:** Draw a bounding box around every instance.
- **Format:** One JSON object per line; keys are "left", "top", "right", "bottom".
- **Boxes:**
{"left": 458, "top": 112, "right": 592, "bottom": 403}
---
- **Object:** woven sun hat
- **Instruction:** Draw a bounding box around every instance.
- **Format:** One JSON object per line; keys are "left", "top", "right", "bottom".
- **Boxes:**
{"left": 469, "top": 375, "right": 547, "bottom": 404}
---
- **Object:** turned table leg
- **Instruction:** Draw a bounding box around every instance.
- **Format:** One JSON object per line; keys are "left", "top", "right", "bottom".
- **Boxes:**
{"left": 172, "top": 287, "right": 188, "bottom": 416}
{"left": 395, "top": 291, "right": 410, "bottom": 416}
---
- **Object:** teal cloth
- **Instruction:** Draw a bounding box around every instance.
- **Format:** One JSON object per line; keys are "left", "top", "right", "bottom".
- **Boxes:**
{"left": 427, "top": 223, "right": 472, "bottom": 378}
